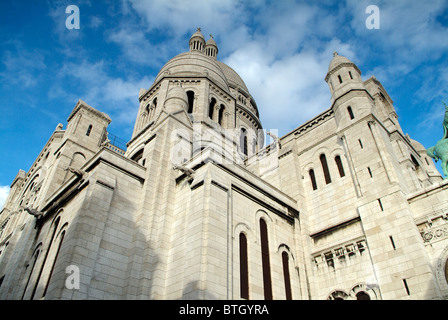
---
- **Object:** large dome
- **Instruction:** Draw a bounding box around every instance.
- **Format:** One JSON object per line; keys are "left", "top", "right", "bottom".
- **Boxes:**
{"left": 216, "top": 61, "right": 249, "bottom": 94}
{"left": 154, "top": 51, "right": 230, "bottom": 91}
{"left": 154, "top": 29, "right": 252, "bottom": 98}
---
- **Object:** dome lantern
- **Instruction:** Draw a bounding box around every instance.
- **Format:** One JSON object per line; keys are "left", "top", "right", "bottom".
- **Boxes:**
{"left": 189, "top": 27, "right": 205, "bottom": 53}
{"left": 205, "top": 34, "right": 218, "bottom": 59}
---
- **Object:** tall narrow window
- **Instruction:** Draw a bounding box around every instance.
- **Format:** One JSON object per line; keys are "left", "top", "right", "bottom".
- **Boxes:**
{"left": 21, "top": 248, "right": 41, "bottom": 299}
{"left": 42, "top": 230, "right": 66, "bottom": 297}
{"left": 378, "top": 198, "right": 384, "bottom": 211}
{"left": 31, "top": 217, "right": 60, "bottom": 300}
{"left": 349, "top": 71, "right": 353, "bottom": 79}
{"left": 403, "top": 279, "right": 410, "bottom": 295}
{"left": 260, "top": 219, "right": 272, "bottom": 300}
{"left": 239, "top": 233, "right": 249, "bottom": 300}
{"left": 338, "top": 75, "right": 343, "bottom": 84}
{"left": 240, "top": 128, "right": 248, "bottom": 156}
{"left": 218, "top": 104, "right": 225, "bottom": 126}
{"left": 309, "top": 169, "right": 317, "bottom": 190}
{"left": 209, "top": 98, "right": 216, "bottom": 119}
{"left": 86, "top": 124, "right": 92, "bottom": 136}
{"left": 411, "top": 154, "right": 420, "bottom": 169}
{"left": 389, "top": 236, "right": 396, "bottom": 250}
{"left": 347, "top": 106, "right": 355, "bottom": 120}
{"left": 320, "top": 154, "right": 332, "bottom": 184}
{"left": 282, "top": 252, "right": 292, "bottom": 300}
{"left": 335, "top": 156, "right": 345, "bottom": 177}
{"left": 187, "top": 91, "right": 195, "bottom": 113}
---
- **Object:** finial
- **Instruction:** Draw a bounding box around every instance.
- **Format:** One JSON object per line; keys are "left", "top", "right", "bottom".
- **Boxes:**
{"left": 333, "top": 51, "right": 338, "bottom": 57}
{"left": 209, "top": 33, "right": 213, "bottom": 39}
{"left": 197, "top": 27, "right": 201, "bottom": 32}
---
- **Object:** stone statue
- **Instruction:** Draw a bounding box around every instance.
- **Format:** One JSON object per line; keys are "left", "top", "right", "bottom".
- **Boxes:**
{"left": 64, "top": 166, "right": 85, "bottom": 178}
{"left": 173, "top": 164, "right": 195, "bottom": 179}
{"left": 267, "top": 131, "right": 281, "bottom": 149}
{"left": 427, "top": 102, "right": 448, "bottom": 178}
{"left": 24, "top": 207, "right": 43, "bottom": 219}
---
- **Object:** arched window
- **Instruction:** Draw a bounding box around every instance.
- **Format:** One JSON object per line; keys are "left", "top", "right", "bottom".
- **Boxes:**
{"left": 30, "top": 217, "right": 60, "bottom": 299}
{"left": 42, "top": 229, "right": 66, "bottom": 297}
{"left": 187, "top": 91, "right": 195, "bottom": 113}
{"left": 411, "top": 154, "right": 420, "bottom": 168}
{"left": 309, "top": 169, "right": 317, "bottom": 190}
{"left": 335, "top": 155, "right": 345, "bottom": 177}
{"left": 282, "top": 251, "right": 292, "bottom": 300}
{"left": 218, "top": 104, "right": 225, "bottom": 126}
{"left": 356, "top": 291, "right": 370, "bottom": 300}
{"left": 131, "top": 149, "right": 144, "bottom": 164}
{"left": 239, "top": 233, "right": 249, "bottom": 300}
{"left": 86, "top": 124, "right": 93, "bottom": 136}
{"left": 260, "top": 219, "right": 272, "bottom": 300}
{"left": 209, "top": 98, "right": 216, "bottom": 119}
{"left": 240, "top": 128, "right": 248, "bottom": 156}
{"left": 347, "top": 106, "right": 355, "bottom": 120}
{"left": 320, "top": 154, "right": 332, "bottom": 184}
{"left": 21, "top": 245, "right": 41, "bottom": 300}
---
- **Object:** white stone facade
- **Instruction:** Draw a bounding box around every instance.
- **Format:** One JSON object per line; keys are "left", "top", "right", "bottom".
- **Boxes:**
{"left": 0, "top": 30, "right": 447, "bottom": 300}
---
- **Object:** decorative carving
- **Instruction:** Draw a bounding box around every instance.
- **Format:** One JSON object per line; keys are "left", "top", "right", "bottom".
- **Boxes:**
{"left": 421, "top": 224, "right": 448, "bottom": 244}
{"left": 427, "top": 102, "right": 448, "bottom": 177}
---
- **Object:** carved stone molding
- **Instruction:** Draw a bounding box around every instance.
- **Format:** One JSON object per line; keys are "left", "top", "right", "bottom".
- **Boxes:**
{"left": 421, "top": 224, "right": 448, "bottom": 245}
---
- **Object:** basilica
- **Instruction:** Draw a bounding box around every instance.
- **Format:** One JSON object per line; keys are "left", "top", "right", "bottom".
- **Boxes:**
{"left": 0, "top": 29, "right": 447, "bottom": 300}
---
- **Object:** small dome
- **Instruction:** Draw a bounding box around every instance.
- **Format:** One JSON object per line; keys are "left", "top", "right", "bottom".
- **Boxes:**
{"left": 328, "top": 52, "right": 353, "bottom": 72}
{"left": 408, "top": 136, "right": 426, "bottom": 153}
{"left": 205, "top": 34, "right": 218, "bottom": 59}
{"left": 190, "top": 27, "right": 205, "bottom": 41}
{"left": 325, "top": 51, "right": 362, "bottom": 83}
{"left": 206, "top": 36, "right": 217, "bottom": 47}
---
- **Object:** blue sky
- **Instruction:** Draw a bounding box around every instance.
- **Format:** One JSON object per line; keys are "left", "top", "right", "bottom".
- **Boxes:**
{"left": 0, "top": 0, "right": 447, "bottom": 206}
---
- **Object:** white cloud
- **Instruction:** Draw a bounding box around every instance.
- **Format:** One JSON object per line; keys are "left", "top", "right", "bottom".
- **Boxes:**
{"left": 53, "top": 59, "right": 153, "bottom": 125}
{"left": 224, "top": 40, "right": 355, "bottom": 135}
{"left": 119, "top": 0, "right": 359, "bottom": 135}
{"left": 0, "top": 41, "right": 46, "bottom": 88}
{"left": 0, "top": 186, "right": 10, "bottom": 209}
{"left": 347, "top": 0, "right": 448, "bottom": 65}
{"left": 127, "top": 0, "right": 244, "bottom": 36}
